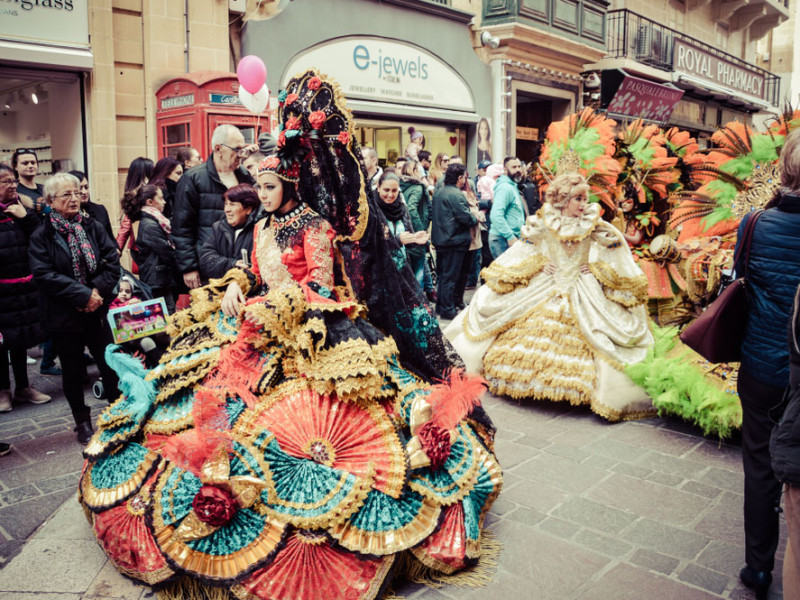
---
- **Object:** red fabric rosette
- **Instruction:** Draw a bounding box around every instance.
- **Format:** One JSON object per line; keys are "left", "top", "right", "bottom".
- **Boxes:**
{"left": 192, "top": 485, "right": 238, "bottom": 527}
{"left": 418, "top": 421, "right": 451, "bottom": 470}
{"left": 309, "top": 111, "right": 326, "bottom": 130}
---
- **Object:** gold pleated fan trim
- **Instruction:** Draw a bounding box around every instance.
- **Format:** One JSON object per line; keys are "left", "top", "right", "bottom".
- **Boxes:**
{"left": 81, "top": 450, "right": 160, "bottom": 511}
{"left": 329, "top": 494, "right": 442, "bottom": 556}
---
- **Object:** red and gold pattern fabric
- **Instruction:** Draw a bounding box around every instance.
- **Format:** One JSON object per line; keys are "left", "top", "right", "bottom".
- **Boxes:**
{"left": 231, "top": 530, "right": 395, "bottom": 600}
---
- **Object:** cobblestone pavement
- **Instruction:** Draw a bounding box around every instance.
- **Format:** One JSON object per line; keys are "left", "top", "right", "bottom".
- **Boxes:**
{"left": 0, "top": 353, "right": 785, "bottom": 599}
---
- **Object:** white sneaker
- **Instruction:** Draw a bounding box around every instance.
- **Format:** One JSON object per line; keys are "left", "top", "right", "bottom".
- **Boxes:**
{"left": 13, "top": 387, "right": 51, "bottom": 405}
{"left": 26, "top": 356, "right": 36, "bottom": 365}
{"left": 0, "top": 390, "right": 11, "bottom": 412}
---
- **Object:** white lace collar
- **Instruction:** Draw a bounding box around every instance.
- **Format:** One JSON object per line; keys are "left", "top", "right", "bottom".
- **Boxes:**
{"left": 541, "top": 202, "right": 601, "bottom": 242}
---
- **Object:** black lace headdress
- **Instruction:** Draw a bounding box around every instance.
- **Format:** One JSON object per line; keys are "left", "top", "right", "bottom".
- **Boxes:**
{"left": 272, "top": 69, "right": 464, "bottom": 381}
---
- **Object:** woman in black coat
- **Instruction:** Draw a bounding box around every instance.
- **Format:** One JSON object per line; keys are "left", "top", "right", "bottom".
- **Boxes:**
{"left": 121, "top": 184, "right": 177, "bottom": 314}
{"left": 199, "top": 184, "right": 261, "bottom": 280}
{"left": 0, "top": 163, "right": 50, "bottom": 412}
{"left": 71, "top": 170, "right": 114, "bottom": 244}
{"left": 28, "top": 172, "right": 121, "bottom": 444}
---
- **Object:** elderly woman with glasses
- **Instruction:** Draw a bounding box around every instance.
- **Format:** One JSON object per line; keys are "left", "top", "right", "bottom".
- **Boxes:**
{"left": 28, "top": 172, "right": 122, "bottom": 444}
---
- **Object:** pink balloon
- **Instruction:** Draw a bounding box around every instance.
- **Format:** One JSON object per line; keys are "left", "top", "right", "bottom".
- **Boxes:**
{"left": 237, "top": 55, "right": 267, "bottom": 95}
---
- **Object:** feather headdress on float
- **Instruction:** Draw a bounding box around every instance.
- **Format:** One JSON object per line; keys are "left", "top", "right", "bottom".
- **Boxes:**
{"left": 537, "top": 107, "right": 621, "bottom": 211}
{"left": 670, "top": 121, "right": 784, "bottom": 236}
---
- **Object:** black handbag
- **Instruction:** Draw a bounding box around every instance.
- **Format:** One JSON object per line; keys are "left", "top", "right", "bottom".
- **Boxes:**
{"left": 679, "top": 210, "right": 763, "bottom": 363}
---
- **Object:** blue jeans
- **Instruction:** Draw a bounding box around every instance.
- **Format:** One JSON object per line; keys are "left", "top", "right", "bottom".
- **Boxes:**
{"left": 489, "top": 234, "right": 510, "bottom": 259}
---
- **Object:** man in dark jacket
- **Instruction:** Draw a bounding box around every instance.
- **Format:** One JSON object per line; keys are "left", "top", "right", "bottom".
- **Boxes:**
{"left": 431, "top": 163, "right": 476, "bottom": 319}
{"left": 29, "top": 172, "right": 122, "bottom": 444}
{"left": 172, "top": 124, "right": 254, "bottom": 290}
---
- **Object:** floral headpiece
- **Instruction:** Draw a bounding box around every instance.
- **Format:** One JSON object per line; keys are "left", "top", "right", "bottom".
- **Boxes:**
{"left": 258, "top": 154, "right": 300, "bottom": 183}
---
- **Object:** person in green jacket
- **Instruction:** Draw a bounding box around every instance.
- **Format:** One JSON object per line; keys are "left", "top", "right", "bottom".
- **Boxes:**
{"left": 399, "top": 160, "right": 432, "bottom": 290}
{"left": 489, "top": 156, "right": 526, "bottom": 258}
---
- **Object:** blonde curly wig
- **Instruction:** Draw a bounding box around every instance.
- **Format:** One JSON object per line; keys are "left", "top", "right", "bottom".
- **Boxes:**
{"left": 545, "top": 173, "right": 590, "bottom": 209}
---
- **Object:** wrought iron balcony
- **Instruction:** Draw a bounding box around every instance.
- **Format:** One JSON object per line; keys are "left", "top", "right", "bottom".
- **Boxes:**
{"left": 482, "top": 0, "right": 610, "bottom": 50}
{"left": 606, "top": 9, "right": 780, "bottom": 106}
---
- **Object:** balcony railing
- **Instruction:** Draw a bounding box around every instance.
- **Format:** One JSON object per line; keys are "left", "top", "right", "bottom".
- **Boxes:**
{"left": 607, "top": 9, "right": 780, "bottom": 106}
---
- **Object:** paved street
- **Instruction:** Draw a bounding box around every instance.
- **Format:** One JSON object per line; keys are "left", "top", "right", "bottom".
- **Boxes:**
{"left": 0, "top": 354, "right": 785, "bottom": 599}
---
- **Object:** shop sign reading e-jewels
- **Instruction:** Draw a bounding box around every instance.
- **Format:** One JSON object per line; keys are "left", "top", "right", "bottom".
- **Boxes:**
{"left": 0, "top": 0, "right": 88, "bottom": 47}
{"left": 283, "top": 37, "right": 475, "bottom": 112}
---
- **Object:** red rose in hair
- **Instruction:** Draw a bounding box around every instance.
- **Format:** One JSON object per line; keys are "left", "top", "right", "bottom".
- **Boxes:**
{"left": 285, "top": 93, "right": 299, "bottom": 106}
{"left": 418, "top": 421, "right": 451, "bottom": 470}
{"left": 308, "top": 111, "right": 326, "bottom": 130}
{"left": 285, "top": 116, "right": 302, "bottom": 131}
{"left": 277, "top": 131, "right": 286, "bottom": 148}
{"left": 192, "top": 485, "right": 238, "bottom": 527}
{"left": 338, "top": 131, "right": 350, "bottom": 145}
{"left": 308, "top": 76, "right": 322, "bottom": 90}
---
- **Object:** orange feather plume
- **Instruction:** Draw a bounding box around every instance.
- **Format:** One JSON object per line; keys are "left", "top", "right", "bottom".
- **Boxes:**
{"left": 427, "top": 369, "right": 487, "bottom": 432}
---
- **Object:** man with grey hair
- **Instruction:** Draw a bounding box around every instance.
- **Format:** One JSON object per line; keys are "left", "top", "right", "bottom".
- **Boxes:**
{"left": 173, "top": 124, "right": 255, "bottom": 289}
{"left": 362, "top": 147, "right": 382, "bottom": 190}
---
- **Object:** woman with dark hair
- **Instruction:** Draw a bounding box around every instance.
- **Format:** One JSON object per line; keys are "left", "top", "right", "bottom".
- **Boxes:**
{"left": 199, "top": 183, "right": 261, "bottom": 280}
{"left": 0, "top": 163, "right": 50, "bottom": 412}
{"left": 376, "top": 171, "right": 428, "bottom": 272}
{"left": 121, "top": 184, "right": 177, "bottom": 313}
{"left": 70, "top": 170, "right": 114, "bottom": 243}
{"left": 28, "top": 172, "right": 121, "bottom": 444}
{"left": 149, "top": 157, "right": 183, "bottom": 219}
{"left": 477, "top": 117, "right": 492, "bottom": 164}
{"left": 12, "top": 148, "right": 46, "bottom": 217}
{"left": 116, "top": 157, "right": 154, "bottom": 252}
{"left": 175, "top": 146, "right": 201, "bottom": 171}
{"left": 79, "top": 71, "right": 499, "bottom": 600}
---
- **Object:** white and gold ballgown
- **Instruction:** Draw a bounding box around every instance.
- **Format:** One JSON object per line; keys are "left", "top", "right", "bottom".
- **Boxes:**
{"left": 446, "top": 202, "right": 655, "bottom": 421}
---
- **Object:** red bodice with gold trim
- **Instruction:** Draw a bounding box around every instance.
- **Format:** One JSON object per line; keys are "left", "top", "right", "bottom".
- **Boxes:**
{"left": 251, "top": 204, "right": 336, "bottom": 303}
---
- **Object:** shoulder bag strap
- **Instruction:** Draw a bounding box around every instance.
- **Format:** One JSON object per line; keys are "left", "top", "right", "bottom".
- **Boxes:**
{"left": 734, "top": 209, "right": 764, "bottom": 278}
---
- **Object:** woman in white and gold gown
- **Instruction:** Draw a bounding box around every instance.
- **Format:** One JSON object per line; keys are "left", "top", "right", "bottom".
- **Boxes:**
{"left": 445, "top": 173, "right": 655, "bottom": 421}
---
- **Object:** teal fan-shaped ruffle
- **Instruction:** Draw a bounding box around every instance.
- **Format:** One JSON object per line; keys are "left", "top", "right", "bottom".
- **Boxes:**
{"left": 81, "top": 442, "right": 160, "bottom": 511}
{"left": 329, "top": 486, "right": 441, "bottom": 555}
{"left": 254, "top": 433, "right": 374, "bottom": 530}
{"left": 85, "top": 348, "right": 157, "bottom": 458}
{"left": 145, "top": 389, "right": 195, "bottom": 434}
{"left": 152, "top": 462, "right": 201, "bottom": 527}
{"left": 150, "top": 457, "right": 287, "bottom": 583}
{"left": 409, "top": 424, "right": 481, "bottom": 506}
{"left": 462, "top": 445, "right": 503, "bottom": 543}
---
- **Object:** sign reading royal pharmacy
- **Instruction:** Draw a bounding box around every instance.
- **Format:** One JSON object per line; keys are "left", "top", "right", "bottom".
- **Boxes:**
{"left": 673, "top": 39, "right": 766, "bottom": 100}
{"left": 282, "top": 37, "right": 475, "bottom": 112}
{"left": 0, "top": 0, "right": 88, "bottom": 48}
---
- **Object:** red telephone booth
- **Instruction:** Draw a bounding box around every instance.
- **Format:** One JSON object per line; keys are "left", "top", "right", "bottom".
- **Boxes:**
{"left": 155, "top": 71, "right": 274, "bottom": 160}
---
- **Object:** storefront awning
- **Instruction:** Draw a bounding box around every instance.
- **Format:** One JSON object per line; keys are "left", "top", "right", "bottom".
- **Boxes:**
{"left": 347, "top": 99, "right": 480, "bottom": 124}
{"left": 601, "top": 70, "right": 684, "bottom": 122}
{"left": 0, "top": 39, "right": 93, "bottom": 71}
{"left": 674, "top": 73, "right": 773, "bottom": 111}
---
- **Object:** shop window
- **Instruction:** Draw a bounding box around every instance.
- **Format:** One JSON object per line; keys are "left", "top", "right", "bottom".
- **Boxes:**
{"left": 355, "top": 120, "right": 463, "bottom": 168}
{"left": 0, "top": 71, "right": 84, "bottom": 181}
